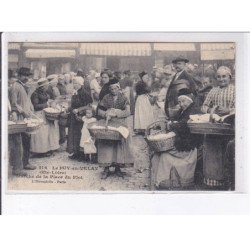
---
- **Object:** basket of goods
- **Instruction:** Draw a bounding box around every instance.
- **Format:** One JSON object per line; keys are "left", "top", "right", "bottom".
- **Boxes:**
{"left": 44, "top": 107, "right": 62, "bottom": 121}
{"left": 187, "top": 112, "right": 235, "bottom": 135}
{"left": 24, "top": 118, "right": 44, "bottom": 133}
{"left": 145, "top": 120, "right": 176, "bottom": 152}
{"left": 88, "top": 117, "right": 128, "bottom": 141}
{"left": 8, "top": 121, "right": 27, "bottom": 134}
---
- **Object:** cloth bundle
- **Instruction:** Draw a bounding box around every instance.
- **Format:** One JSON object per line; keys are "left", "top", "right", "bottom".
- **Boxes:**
{"left": 91, "top": 124, "right": 130, "bottom": 139}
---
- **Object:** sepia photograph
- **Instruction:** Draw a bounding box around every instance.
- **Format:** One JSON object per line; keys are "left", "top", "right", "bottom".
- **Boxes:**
{"left": 3, "top": 37, "right": 236, "bottom": 192}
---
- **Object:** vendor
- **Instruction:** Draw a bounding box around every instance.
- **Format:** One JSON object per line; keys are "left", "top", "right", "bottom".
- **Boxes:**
{"left": 97, "top": 78, "right": 134, "bottom": 179}
{"left": 151, "top": 88, "right": 202, "bottom": 190}
{"left": 67, "top": 77, "right": 93, "bottom": 160}
{"left": 30, "top": 78, "right": 60, "bottom": 156}
{"left": 201, "top": 66, "right": 235, "bottom": 189}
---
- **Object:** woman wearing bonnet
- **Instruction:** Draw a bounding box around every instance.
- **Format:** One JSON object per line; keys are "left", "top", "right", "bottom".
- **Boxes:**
{"left": 97, "top": 78, "right": 134, "bottom": 179}
{"left": 151, "top": 88, "right": 202, "bottom": 190}
{"left": 67, "top": 76, "right": 93, "bottom": 160}
{"left": 201, "top": 66, "right": 235, "bottom": 189}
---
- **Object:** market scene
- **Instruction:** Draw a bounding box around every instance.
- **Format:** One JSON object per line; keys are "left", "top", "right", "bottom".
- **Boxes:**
{"left": 7, "top": 42, "right": 235, "bottom": 191}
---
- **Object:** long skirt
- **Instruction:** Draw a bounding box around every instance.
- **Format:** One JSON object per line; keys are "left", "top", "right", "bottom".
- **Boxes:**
{"left": 203, "top": 135, "right": 231, "bottom": 187}
{"left": 151, "top": 148, "right": 197, "bottom": 189}
{"left": 97, "top": 117, "right": 134, "bottom": 168}
{"left": 134, "top": 94, "right": 155, "bottom": 130}
{"left": 30, "top": 111, "right": 60, "bottom": 153}
{"left": 67, "top": 113, "right": 83, "bottom": 154}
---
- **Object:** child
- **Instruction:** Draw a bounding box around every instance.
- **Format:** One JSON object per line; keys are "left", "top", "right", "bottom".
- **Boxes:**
{"left": 80, "top": 107, "right": 97, "bottom": 162}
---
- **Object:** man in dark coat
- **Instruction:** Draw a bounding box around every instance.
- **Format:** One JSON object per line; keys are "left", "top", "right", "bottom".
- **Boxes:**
{"left": 164, "top": 56, "right": 201, "bottom": 118}
{"left": 9, "top": 67, "right": 36, "bottom": 175}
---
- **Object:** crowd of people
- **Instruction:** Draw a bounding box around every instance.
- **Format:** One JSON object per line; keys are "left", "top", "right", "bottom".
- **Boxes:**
{"left": 8, "top": 55, "right": 235, "bottom": 190}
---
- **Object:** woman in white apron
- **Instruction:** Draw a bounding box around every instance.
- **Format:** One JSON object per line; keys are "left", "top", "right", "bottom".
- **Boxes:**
{"left": 30, "top": 78, "right": 60, "bottom": 156}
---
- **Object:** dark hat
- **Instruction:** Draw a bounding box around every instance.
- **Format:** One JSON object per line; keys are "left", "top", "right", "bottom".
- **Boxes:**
{"left": 18, "top": 67, "right": 33, "bottom": 76}
{"left": 101, "top": 70, "right": 113, "bottom": 78}
{"left": 172, "top": 56, "right": 189, "bottom": 64}
{"left": 109, "top": 77, "right": 119, "bottom": 85}
{"left": 178, "top": 88, "right": 192, "bottom": 96}
{"left": 139, "top": 71, "right": 148, "bottom": 79}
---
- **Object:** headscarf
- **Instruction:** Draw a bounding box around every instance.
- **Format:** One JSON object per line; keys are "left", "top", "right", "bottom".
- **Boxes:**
{"left": 73, "top": 76, "right": 84, "bottom": 85}
{"left": 109, "top": 78, "right": 120, "bottom": 89}
{"left": 177, "top": 88, "right": 193, "bottom": 103}
{"left": 217, "top": 66, "right": 232, "bottom": 77}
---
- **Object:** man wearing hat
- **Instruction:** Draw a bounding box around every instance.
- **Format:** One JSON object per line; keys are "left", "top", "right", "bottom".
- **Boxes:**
{"left": 164, "top": 56, "right": 200, "bottom": 118}
{"left": 9, "top": 67, "right": 36, "bottom": 175}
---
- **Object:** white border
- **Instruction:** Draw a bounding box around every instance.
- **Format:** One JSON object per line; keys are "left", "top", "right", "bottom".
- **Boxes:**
{"left": 1, "top": 32, "right": 248, "bottom": 214}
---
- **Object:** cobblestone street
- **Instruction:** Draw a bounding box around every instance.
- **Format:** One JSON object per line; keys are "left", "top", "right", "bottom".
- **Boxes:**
{"left": 8, "top": 134, "right": 151, "bottom": 191}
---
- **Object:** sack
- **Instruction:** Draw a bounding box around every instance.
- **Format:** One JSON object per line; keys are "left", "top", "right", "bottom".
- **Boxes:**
{"left": 58, "top": 112, "right": 69, "bottom": 127}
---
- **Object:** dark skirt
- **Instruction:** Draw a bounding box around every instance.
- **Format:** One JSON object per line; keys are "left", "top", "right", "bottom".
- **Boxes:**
{"left": 67, "top": 113, "right": 83, "bottom": 154}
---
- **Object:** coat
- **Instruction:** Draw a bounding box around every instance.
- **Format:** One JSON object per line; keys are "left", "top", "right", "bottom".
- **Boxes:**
{"left": 170, "top": 102, "right": 202, "bottom": 152}
{"left": 31, "top": 88, "right": 49, "bottom": 111}
{"left": 164, "top": 70, "right": 200, "bottom": 117}
{"left": 67, "top": 87, "right": 93, "bottom": 154}
{"left": 9, "top": 80, "right": 34, "bottom": 120}
{"left": 57, "top": 83, "right": 67, "bottom": 95}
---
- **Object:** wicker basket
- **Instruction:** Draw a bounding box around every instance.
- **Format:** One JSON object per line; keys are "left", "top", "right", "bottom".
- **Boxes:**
{"left": 44, "top": 110, "right": 61, "bottom": 121}
{"left": 145, "top": 120, "right": 175, "bottom": 153}
{"left": 26, "top": 122, "right": 43, "bottom": 133}
{"left": 88, "top": 119, "right": 124, "bottom": 141}
{"left": 187, "top": 122, "right": 234, "bottom": 135}
{"left": 8, "top": 122, "right": 27, "bottom": 134}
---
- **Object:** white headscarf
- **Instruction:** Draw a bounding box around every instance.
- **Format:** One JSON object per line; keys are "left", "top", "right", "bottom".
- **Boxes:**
{"left": 217, "top": 66, "right": 232, "bottom": 77}
{"left": 73, "top": 76, "right": 84, "bottom": 85}
{"left": 178, "top": 95, "right": 193, "bottom": 104}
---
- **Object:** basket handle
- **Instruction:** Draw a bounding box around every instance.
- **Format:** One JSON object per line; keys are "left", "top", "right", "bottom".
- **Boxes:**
{"left": 145, "top": 119, "right": 169, "bottom": 137}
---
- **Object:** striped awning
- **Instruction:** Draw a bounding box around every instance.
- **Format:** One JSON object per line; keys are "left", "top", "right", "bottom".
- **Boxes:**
{"left": 80, "top": 43, "right": 151, "bottom": 56}
{"left": 25, "top": 49, "right": 76, "bottom": 58}
{"left": 200, "top": 43, "right": 235, "bottom": 60}
{"left": 23, "top": 43, "right": 79, "bottom": 49}
{"left": 154, "top": 43, "right": 196, "bottom": 51}
{"left": 8, "top": 43, "right": 21, "bottom": 50}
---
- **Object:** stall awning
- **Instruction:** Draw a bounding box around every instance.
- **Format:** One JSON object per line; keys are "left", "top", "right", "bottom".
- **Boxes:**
{"left": 154, "top": 43, "right": 196, "bottom": 51}
{"left": 80, "top": 43, "right": 151, "bottom": 56}
{"left": 23, "top": 43, "right": 79, "bottom": 49}
{"left": 8, "top": 43, "right": 21, "bottom": 50}
{"left": 25, "top": 49, "right": 76, "bottom": 58}
{"left": 200, "top": 43, "right": 235, "bottom": 60}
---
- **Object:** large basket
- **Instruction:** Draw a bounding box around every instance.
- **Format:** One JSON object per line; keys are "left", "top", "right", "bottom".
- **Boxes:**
{"left": 88, "top": 120, "right": 124, "bottom": 141}
{"left": 145, "top": 120, "right": 175, "bottom": 152}
{"left": 187, "top": 122, "right": 234, "bottom": 135}
{"left": 8, "top": 122, "right": 27, "bottom": 134}
{"left": 44, "top": 110, "right": 61, "bottom": 121}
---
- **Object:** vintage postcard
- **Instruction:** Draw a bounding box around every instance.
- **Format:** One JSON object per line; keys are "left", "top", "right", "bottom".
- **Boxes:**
{"left": 1, "top": 33, "right": 241, "bottom": 193}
